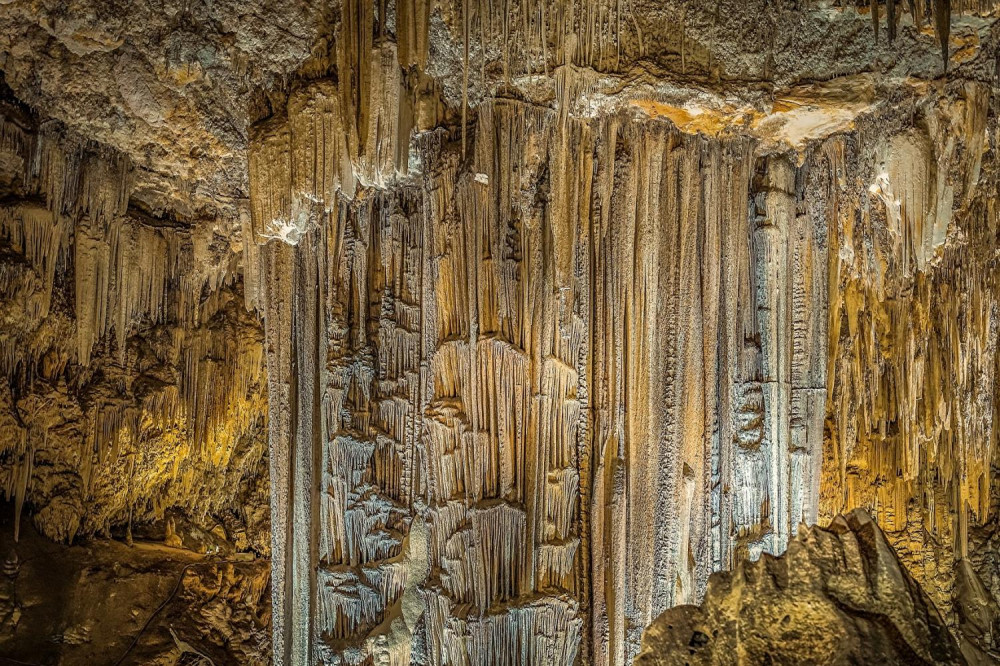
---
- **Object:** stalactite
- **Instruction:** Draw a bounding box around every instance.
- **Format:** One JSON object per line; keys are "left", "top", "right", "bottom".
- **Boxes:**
{"left": 852, "top": 0, "right": 1000, "bottom": 69}
{"left": 909, "top": 0, "right": 921, "bottom": 30}
{"left": 872, "top": 0, "right": 881, "bottom": 43}
{"left": 359, "top": 41, "right": 409, "bottom": 187}
{"left": 0, "top": 205, "right": 68, "bottom": 324}
{"left": 1, "top": 423, "right": 30, "bottom": 540}
{"left": 470, "top": 0, "right": 641, "bottom": 76}
{"left": 253, "top": 81, "right": 844, "bottom": 666}
{"left": 397, "top": 0, "right": 430, "bottom": 69}
{"left": 233, "top": 3, "right": 1000, "bottom": 663}
{"left": 0, "top": 109, "right": 267, "bottom": 548}
{"left": 936, "top": 0, "right": 953, "bottom": 69}
{"left": 820, "top": 83, "right": 994, "bottom": 615}
{"left": 247, "top": 68, "right": 427, "bottom": 660}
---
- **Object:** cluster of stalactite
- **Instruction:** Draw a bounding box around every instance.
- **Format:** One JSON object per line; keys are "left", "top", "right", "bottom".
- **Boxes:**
{"left": 821, "top": 82, "right": 997, "bottom": 616}
{"left": 863, "top": 0, "right": 998, "bottom": 68}
{"left": 0, "top": 104, "right": 269, "bottom": 549}
{"left": 405, "top": 0, "right": 992, "bottom": 87}
{"left": 246, "top": 72, "right": 838, "bottom": 665}
{"left": 0, "top": 0, "right": 996, "bottom": 663}
{"left": 245, "top": 6, "right": 1000, "bottom": 653}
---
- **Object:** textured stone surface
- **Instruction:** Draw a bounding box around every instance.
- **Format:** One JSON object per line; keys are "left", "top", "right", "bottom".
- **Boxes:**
{"left": 2, "top": 2, "right": 1000, "bottom": 665}
{"left": 0, "top": 517, "right": 270, "bottom": 665}
{"left": 0, "top": 0, "right": 330, "bottom": 220}
{"left": 634, "top": 509, "right": 965, "bottom": 666}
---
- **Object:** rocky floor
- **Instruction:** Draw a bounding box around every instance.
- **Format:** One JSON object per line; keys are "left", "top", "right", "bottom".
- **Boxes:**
{"left": 0, "top": 514, "right": 270, "bottom": 666}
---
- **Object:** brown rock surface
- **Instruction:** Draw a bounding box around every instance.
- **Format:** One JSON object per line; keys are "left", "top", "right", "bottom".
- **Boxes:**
{"left": 0, "top": 517, "right": 270, "bottom": 665}
{"left": 635, "top": 509, "right": 965, "bottom": 666}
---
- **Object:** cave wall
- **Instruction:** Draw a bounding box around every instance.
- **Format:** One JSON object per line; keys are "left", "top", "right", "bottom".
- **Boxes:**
{"left": 244, "top": 30, "right": 1000, "bottom": 665}
{"left": 2, "top": 1, "right": 1000, "bottom": 665}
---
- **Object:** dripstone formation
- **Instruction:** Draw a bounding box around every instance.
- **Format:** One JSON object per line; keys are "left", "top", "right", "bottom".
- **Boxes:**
{"left": 2, "top": 1, "right": 1000, "bottom": 665}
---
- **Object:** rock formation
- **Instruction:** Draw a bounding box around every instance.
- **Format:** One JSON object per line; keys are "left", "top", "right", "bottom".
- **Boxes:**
{"left": 0, "top": 517, "right": 270, "bottom": 665}
{"left": 1, "top": 1, "right": 1000, "bottom": 665}
{"left": 0, "top": 90, "right": 270, "bottom": 553}
{"left": 634, "top": 509, "right": 966, "bottom": 666}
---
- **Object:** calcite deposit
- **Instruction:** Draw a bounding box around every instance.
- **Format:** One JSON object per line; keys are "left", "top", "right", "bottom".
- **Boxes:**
{"left": 2, "top": 1, "right": 1000, "bottom": 665}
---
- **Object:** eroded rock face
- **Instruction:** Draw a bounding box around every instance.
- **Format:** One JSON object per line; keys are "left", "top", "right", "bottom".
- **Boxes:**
{"left": 635, "top": 509, "right": 965, "bottom": 666}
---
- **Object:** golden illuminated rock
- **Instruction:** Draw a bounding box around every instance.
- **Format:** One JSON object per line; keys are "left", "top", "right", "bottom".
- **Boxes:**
{"left": 636, "top": 509, "right": 966, "bottom": 666}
